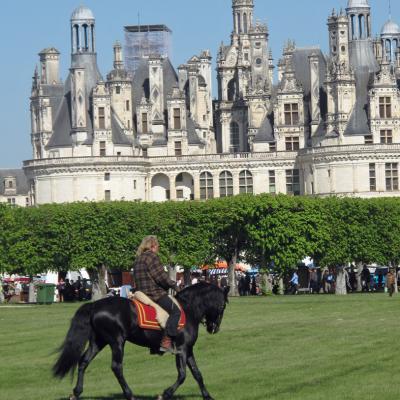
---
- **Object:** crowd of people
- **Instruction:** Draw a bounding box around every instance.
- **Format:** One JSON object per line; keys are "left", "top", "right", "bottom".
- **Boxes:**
{"left": 56, "top": 277, "right": 92, "bottom": 302}
{"left": 288, "top": 265, "right": 400, "bottom": 295}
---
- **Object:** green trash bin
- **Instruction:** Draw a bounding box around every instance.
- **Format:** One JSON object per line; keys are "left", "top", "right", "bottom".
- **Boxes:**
{"left": 36, "top": 283, "right": 56, "bottom": 304}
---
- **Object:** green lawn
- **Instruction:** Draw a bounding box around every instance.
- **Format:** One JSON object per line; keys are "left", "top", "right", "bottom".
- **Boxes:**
{"left": 1, "top": 294, "right": 399, "bottom": 400}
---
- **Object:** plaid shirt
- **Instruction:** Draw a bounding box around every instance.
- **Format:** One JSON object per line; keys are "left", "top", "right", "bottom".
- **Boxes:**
{"left": 133, "top": 250, "right": 176, "bottom": 301}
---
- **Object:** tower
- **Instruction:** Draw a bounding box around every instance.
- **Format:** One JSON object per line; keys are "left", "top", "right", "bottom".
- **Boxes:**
{"left": 346, "top": 0, "right": 371, "bottom": 41}
{"left": 380, "top": 19, "right": 400, "bottom": 63}
{"left": 232, "top": 0, "right": 254, "bottom": 35}
{"left": 327, "top": 10, "right": 350, "bottom": 68}
{"left": 107, "top": 42, "right": 134, "bottom": 135}
{"left": 71, "top": 5, "right": 96, "bottom": 55}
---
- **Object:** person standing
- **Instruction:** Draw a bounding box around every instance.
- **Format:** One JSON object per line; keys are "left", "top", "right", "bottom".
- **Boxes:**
{"left": 57, "top": 279, "right": 65, "bottom": 302}
{"left": 133, "top": 235, "right": 180, "bottom": 353}
{"left": 386, "top": 269, "right": 396, "bottom": 297}
{"left": 0, "top": 277, "right": 4, "bottom": 303}
{"left": 290, "top": 270, "right": 299, "bottom": 295}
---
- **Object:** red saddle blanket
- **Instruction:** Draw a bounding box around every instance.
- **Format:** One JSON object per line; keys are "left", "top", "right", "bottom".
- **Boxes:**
{"left": 133, "top": 299, "right": 186, "bottom": 331}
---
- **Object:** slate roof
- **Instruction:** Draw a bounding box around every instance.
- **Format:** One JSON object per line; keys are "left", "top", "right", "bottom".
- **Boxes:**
{"left": 0, "top": 169, "right": 29, "bottom": 196}
{"left": 132, "top": 57, "right": 179, "bottom": 113}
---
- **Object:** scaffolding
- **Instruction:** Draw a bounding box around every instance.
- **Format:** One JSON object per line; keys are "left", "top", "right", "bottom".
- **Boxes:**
{"left": 124, "top": 25, "right": 172, "bottom": 73}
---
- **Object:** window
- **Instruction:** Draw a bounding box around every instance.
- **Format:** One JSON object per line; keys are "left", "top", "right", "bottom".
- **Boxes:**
{"left": 219, "top": 171, "right": 233, "bottom": 197}
{"left": 25, "top": 197, "right": 30, "bottom": 207}
{"left": 269, "top": 142, "right": 276, "bottom": 152}
{"left": 173, "top": 108, "right": 181, "bottom": 130}
{"left": 244, "top": 53, "right": 249, "bottom": 61}
{"left": 380, "top": 130, "right": 393, "bottom": 144}
{"left": 104, "top": 173, "right": 110, "bottom": 181}
{"left": 286, "top": 169, "right": 300, "bottom": 195}
{"left": 365, "top": 135, "right": 373, "bottom": 144}
{"left": 239, "top": 170, "right": 253, "bottom": 194}
{"left": 7, "top": 198, "right": 16, "bottom": 205}
{"left": 104, "top": 190, "right": 111, "bottom": 201}
{"left": 98, "top": 107, "right": 105, "bottom": 129}
{"left": 166, "top": 190, "right": 170, "bottom": 200}
{"left": 284, "top": 103, "right": 299, "bottom": 125}
{"left": 142, "top": 113, "right": 148, "bottom": 133}
{"left": 386, "top": 163, "right": 398, "bottom": 191}
{"left": 176, "top": 189, "right": 184, "bottom": 199}
{"left": 230, "top": 122, "right": 240, "bottom": 153}
{"left": 269, "top": 171, "right": 276, "bottom": 194}
{"left": 285, "top": 136, "right": 300, "bottom": 151}
{"left": 142, "top": 148, "right": 148, "bottom": 157}
{"left": 99, "top": 141, "right": 106, "bottom": 156}
{"left": 200, "top": 172, "right": 214, "bottom": 200}
{"left": 369, "top": 164, "right": 376, "bottom": 192}
{"left": 379, "top": 97, "right": 392, "bottom": 118}
{"left": 126, "top": 100, "right": 130, "bottom": 111}
{"left": 176, "top": 173, "right": 183, "bottom": 183}
{"left": 116, "top": 86, "right": 121, "bottom": 94}
{"left": 8, "top": 180, "right": 13, "bottom": 189}
{"left": 117, "top": 152, "right": 121, "bottom": 156}
{"left": 175, "top": 141, "right": 182, "bottom": 156}
{"left": 134, "top": 180, "right": 137, "bottom": 190}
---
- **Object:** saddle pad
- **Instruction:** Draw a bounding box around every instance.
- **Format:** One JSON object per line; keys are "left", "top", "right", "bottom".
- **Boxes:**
{"left": 133, "top": 299, "right": 186, "bottom": 331}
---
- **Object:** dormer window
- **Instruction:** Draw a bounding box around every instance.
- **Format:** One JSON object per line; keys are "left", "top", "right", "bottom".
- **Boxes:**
{"left": 142, "top": 113, "right": 148, "bottom": 134}
{"left": 116, "top": 86, "right": 121, "bottom": 94}
{"left": 379, "top": 97, "right": 392, "bottom": 118}
{"left": 98, "top": 107, "right": 105, "bottom": 129}
{"left": 284, "top": 103, "right": 299, "bottom": 125}
{"left": 8, "top": 180, "right": 14, "bottom": 189}
{"left": 173, "top": 108, "right": 181, "bottom": 130}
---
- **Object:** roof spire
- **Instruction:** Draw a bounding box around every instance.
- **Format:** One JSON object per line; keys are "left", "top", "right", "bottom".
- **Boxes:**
{"left": 389, "top": 0, "right": 392, "bottom": 20}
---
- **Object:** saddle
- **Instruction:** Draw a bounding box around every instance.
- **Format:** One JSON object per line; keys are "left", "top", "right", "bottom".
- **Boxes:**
{"left": 131, "top": 291, "right": 186, "bottom": 331}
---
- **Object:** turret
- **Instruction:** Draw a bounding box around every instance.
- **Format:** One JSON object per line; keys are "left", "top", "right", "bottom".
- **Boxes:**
{"left": 232, "top": 0, "right": 254, "bottom": 35}
{"left": 71, "top": 6, "right": 96, "bottom": 54}
{"left": 346, "top": 0, "right": 371, "bottom": 41}
{"left": 39, "top": 48, "right": 61, "bottom": 85}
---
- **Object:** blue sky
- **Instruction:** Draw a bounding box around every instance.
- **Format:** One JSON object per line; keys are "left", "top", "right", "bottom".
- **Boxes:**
{"left": 0, "top": 0, "right": 397, "bottom": 168}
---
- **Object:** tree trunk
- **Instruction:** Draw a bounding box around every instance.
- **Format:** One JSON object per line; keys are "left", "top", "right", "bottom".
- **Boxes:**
{"left": 183, "top": 268, "right": 191, "bottom": 287}
{"left": 335, "top": 267, "right": 347, "bottom": 295}
{"left": 28, "top": 276, "right": 36, "bottom": 303}
{"left": 228, "top": 253, "right": 239, "bottom": 297}
{"left": 356, "top": 262, "right": 363, "bottom": 292}
{"left": 89, "top": 264, "right": 107, "bottom": 301}
{"left": 168, "top": 264, "right": 177, "bottom": 283}
{"left": 260, "top": 273, "right": 272, "bottom": 295}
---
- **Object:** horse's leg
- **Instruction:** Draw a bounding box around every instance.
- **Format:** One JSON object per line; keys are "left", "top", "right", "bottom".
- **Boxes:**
{"left": 110, "top": 340, "right": 136, "bottom": 400}
{"left": 71, "top": 338, "right": 105, "bottom": 400}
{"left": 159, "top": 352, "right": 187, "bottom": 400}
{"left": 187, "top": 348, "right": 214, "bottom": 400}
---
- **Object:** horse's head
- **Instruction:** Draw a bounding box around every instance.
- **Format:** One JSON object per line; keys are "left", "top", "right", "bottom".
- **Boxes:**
{"left": 203, "top": 285, "right": 230, "bottom": 334}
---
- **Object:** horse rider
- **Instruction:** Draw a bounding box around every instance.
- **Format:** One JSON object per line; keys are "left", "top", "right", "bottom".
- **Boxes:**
{"left": 133, "top": 235, "right": 181, "bottom": 353}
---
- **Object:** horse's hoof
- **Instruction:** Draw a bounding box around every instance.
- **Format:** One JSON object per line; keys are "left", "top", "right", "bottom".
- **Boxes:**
{"left": 69, "top": 395, "right": 78, "bottom": 400}
{"left": 157, "top": 396, "right": 164, "bottom": 400}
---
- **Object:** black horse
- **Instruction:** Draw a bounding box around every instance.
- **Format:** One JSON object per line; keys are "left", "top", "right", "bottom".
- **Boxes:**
{"left": 53, "top": 282, "right": 230, "bottom": 400}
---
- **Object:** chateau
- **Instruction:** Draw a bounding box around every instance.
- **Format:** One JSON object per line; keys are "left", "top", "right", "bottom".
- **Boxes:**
{"left": 15, "top": 0, "right": 400, "bottom": 204}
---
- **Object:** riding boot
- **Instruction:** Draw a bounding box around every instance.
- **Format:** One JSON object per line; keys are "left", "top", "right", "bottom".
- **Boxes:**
{"left": 160, "top": 335, "right": 173, "bottom": 352}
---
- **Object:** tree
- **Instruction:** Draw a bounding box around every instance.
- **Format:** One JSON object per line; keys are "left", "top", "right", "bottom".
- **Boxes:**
{"left": 210, "top": 195, "right": 255, "bottom": 296}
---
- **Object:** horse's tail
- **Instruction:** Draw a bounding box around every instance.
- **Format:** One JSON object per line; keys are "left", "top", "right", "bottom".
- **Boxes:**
{"left": 53, "top": 302, "right": 93, "bottom": 379}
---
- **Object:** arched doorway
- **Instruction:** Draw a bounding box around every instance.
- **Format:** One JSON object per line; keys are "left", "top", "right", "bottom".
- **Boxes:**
{"left": 151, "top": 173, "right": 170, "bottom": 202}
{"left": 175, "top": 172, "right": 194, "bottom": 201}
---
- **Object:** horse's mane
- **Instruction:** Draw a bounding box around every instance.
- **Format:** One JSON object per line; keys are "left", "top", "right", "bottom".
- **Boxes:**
{"left": 176, "top": 282, "right": 224, "bottom": 322}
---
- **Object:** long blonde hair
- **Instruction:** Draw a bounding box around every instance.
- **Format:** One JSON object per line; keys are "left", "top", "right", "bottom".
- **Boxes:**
{"left": 136, "top": 235, "right": 159, "bottom": 257}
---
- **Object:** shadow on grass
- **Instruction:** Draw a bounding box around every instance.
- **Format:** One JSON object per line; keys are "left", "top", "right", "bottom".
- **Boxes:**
{"left": 57, "top": 395, "right": 200, "bottom": 400}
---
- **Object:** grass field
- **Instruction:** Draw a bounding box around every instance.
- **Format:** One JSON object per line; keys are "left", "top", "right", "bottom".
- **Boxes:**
{"left": 1, "top": 294, "right": 400, "bottom": 400}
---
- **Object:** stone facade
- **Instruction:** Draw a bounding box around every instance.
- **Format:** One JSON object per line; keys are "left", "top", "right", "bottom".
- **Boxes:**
{"left": 24, "top": 1, "right": 400, "bottom": 204}
{"left": 0, "top": 170, "right": 31, "bottom": 207}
